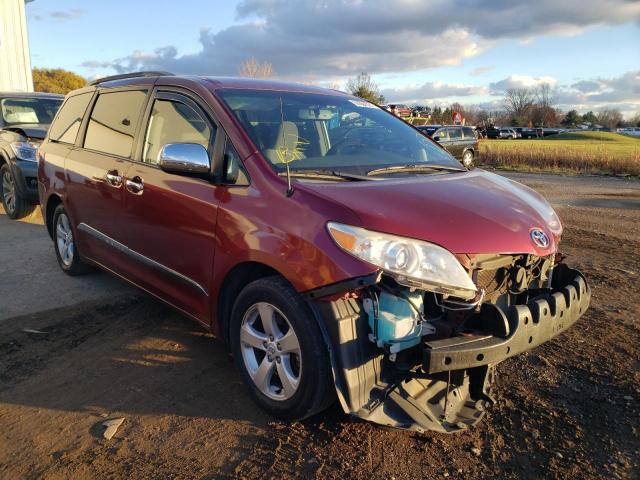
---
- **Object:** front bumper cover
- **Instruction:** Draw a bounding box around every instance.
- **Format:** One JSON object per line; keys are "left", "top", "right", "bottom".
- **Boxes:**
{"left": 312, "top": 263, "right": 590, "bottom": 434}
{"left": 423, "top": 264, "right": 590, "bottom": 374}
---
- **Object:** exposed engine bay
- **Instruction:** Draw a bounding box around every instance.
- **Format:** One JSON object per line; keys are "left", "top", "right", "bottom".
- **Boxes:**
{"left": 310, "top": 254, "right": 590, "bottom": 433}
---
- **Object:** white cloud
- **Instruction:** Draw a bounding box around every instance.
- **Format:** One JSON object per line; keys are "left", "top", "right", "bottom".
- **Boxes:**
{"left": 33, "top": 9, "right": 84, "bottom": 22}
{"left": 470, "top": 66, "right": 495, "bottom": 77}
{"left": 490, "top": 75, "right": 558, "bottom": 93}
{"left": 382, "top": 82, "right": 488, "bottom": 104}
{"left": 557, "top": 70, "right": 640, "bottom": 112}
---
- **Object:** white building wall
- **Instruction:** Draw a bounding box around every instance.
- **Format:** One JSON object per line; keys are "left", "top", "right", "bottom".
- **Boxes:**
{"left": 0, "top": 0, "right": 34, "bottom": 92}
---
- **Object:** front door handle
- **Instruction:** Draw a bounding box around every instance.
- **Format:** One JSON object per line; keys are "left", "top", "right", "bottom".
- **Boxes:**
{"left": 125, "top": 176, "right": 144, "bottom": 195}
{"left": 105, "top": 170, "right": 122, "bottom": 188}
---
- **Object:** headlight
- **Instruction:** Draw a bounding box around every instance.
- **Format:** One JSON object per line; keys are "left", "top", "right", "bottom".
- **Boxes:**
{"left": 327, "top": 222, "right": 477, "bottom": 299}
{"left": 10, "top": 141, "right": 39, "bottom": 162}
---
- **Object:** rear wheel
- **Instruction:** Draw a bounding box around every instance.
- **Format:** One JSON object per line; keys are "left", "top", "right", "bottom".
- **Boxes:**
{"left": 52, "top": 204, "right": 93, "bottom": 275}
{"left": 230, "top": 276, "right": 335, "bottom": 420}
{"left": 1, "top": 164, "right": 35, "bottom": 219}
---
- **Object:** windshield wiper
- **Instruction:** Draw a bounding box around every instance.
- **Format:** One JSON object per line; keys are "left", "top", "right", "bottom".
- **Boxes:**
{"left": 367, "top": 164, "right": 466, "bottom": 176}
{"left": 278, "top": 169, "right": 377, "bottom": 181}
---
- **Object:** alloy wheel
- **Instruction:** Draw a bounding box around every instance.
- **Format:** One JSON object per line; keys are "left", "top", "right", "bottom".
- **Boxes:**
{"left": 462, "top": 151, "right": 474, "bottom": 168}
{"left": 56, "top": 213, "right": 75, "bottom": 267}
{"left": 240, "top": 302, "right": 302, "bottom": 401}
{"left": 2, "top": 170, "right": 16, "bottom": 214}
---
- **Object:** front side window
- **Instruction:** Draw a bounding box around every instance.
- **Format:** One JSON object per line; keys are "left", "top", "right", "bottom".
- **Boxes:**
{"left": 1, "top": 97, "right": 62, "bottom": 126}
{"left": 463, "top": 127, "right": 475, "bottom": 139}
{"left": 217, "top": 89, "right": 460, "bottom": 176}
{"left": 434, "top": 128, "right": 449, "bottom": 141}
{"left": 143, "top": 98, "right": 212, "bottom": 164}
{"left": 84, "top": 90, "right": 147, "bottom": 158}
{"left": 48, "top": 93, "right": 92, "bottom": 143}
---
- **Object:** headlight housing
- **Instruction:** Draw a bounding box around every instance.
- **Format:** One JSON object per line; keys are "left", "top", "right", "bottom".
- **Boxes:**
{"left": 327, "top": 222, "right": 477, "bottom": 299}
{"left": 10, "top": 141, "right": 39, "bottom": 162}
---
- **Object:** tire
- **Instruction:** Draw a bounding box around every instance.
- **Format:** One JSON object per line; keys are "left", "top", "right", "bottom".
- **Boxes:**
{"left": 230, "top": 276, "right": 335, "bottom": 421}
{"left": 1, "top": 164, "right": 36, "bottom": 219}
{"left": 52, "top": 204, "right": 93, "bottom": 276}
{"left": 462, "top": 150, "right": 474, "bottom": 168}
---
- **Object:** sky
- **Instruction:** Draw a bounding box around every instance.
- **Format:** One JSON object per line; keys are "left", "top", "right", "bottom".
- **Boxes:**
{"left": 25, "top": 0, "right": 640, "bottom": 116}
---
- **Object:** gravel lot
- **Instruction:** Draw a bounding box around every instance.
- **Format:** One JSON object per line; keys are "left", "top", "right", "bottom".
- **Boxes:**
{"left": 1, "top": 171, "right": 639, "bottom": 479}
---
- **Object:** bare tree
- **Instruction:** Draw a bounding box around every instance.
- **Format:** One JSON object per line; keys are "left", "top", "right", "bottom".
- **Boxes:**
{"left": 531, "top": 83, "right": 558, "bottom": 127}
{"left": 238, "top": 58, "right": 276, "bottom": 78}
{"left": 346, "top": 72, "right": 385, "bottom": 104}
{"left": 504, "top": 88, "right": 533, "bottom": 126}
{"left": 597, "top": 108, "right": 624, "bottom": 129}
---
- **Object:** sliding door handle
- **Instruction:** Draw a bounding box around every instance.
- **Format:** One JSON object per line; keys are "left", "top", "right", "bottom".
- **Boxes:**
{"left": 105, "top": 170, "right": 122, "bottom": 188}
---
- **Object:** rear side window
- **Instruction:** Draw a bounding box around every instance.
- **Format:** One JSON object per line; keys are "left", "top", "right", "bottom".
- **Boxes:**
{"left": 448, "top": 127, "right": 462, "bottom": 140}
{"left": 142, "top": 98, "right": 212, "bottom": 164}
{"left": 84, "top": 90, "right": 147, "bottom": 158}
{"left": 48, "top": 92, "right": 92, "bottom": 144}
{"left": 463, "top": 127, "right": 475, "bottom": 139}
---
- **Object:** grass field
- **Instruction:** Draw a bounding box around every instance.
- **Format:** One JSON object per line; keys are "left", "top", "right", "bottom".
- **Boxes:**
{"left": 478, "top": 131, "right": 640, "bottom": 176}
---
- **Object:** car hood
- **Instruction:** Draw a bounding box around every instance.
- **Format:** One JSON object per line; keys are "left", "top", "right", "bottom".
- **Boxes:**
{"left": 2, "top": 123, "right": 48, "bottom": 140}
{"left": 298, "top": 169, "right": 562, "bottom": 256}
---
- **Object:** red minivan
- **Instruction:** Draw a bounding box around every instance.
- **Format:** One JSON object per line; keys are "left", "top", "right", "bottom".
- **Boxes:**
{"left": 38, "top": 72, "right": 590, "bottom": 433}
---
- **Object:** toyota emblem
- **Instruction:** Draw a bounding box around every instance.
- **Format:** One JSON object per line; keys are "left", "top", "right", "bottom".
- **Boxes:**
{"left": 530, "top": 228, "right": 550, "bottom": 248}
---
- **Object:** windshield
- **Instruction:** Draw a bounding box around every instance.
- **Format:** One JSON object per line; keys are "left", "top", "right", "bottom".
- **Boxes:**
{"left": 218, "top": 89, "right": 461, "bottom": 175}
{"left": 0, "top": 97, "right": 63, "bottom": 126}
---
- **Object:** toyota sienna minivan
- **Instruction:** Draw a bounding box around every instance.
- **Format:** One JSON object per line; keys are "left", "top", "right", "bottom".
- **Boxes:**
{"left": 38, "top": 72, "right": 590, "bottom": 433}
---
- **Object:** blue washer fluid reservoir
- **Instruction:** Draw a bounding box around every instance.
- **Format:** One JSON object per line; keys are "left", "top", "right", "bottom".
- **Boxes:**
{"left": 363, "top": 290, "right": 424, "bottom": 353}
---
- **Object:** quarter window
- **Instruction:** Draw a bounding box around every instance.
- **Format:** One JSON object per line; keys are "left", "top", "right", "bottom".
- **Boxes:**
{"left": 223, "top": 139, "right": 249, "bottom": 185}
{"left": 48, "top": 92, "right": 92, "bottom": 144}
{"left": 84, "top": 90, "right": 147, "bottom": 157}
{"left": 463, "top": 127, "right": 475, "bottom": 139}
{"left": 143, "top": 98, "right": 212, "bottom": 165}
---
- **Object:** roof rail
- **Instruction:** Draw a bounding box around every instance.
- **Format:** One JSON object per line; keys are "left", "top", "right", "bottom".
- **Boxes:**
{"left": 89, "top": 71, "right": 174, "bottom": 86}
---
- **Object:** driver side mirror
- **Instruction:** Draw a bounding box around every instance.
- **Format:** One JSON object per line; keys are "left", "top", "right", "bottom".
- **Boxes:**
{"left": 158, "top": 143, "right": 210, "bottom": 175}
{"left": 433, "top": 136, "right": 440, "bottom": 142}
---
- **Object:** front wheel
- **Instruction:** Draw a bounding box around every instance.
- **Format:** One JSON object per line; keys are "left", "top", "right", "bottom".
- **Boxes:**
{"left": 1, "top": 164, "right": 35, "bottom": 219}
{"left": 230, "top": 276, "right": 335, "bottom": 420}
{"left": 462, "top": 150, "right": 474, "bottom": 168}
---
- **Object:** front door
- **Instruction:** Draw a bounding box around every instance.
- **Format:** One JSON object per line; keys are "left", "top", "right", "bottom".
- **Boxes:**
{"left": 120, "top": 90, "right": 220, "bottom": 320}
{"left": 433, "top": 128, "right": 451, "bottom": 154}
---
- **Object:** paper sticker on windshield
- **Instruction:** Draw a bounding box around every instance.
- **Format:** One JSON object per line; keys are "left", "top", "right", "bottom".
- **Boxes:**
{"left": 348, "top": 99, "right": 377, "bottom": 109}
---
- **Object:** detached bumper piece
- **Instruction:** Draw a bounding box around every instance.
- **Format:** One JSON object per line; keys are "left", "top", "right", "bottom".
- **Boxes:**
{"left": 314, "top": 298, "right": 498, "bottom": 434}
{"left": 423, "top": 264, "right": 590, "bottom": 374}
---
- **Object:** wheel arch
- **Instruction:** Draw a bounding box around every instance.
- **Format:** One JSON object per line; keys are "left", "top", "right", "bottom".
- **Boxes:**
{"left": 216, "top": 261, "right": 284, "bottom": 343}
{"left": 44, "top": 194, "right": 63, "bottom": 239}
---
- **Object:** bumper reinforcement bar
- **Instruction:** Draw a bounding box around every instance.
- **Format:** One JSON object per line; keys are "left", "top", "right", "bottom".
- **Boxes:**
{"left": 423, "top": 264, "right": 590, "bottom": 374}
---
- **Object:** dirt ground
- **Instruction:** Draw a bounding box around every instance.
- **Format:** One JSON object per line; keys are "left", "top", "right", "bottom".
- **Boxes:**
{"left": 0, "top": 172, "right": 638, "bottom": 480}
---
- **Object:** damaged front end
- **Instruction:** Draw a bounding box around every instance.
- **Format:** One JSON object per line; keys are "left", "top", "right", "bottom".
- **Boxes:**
{"left": 308, "top": 254, "right": 590, "bottom": 433}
